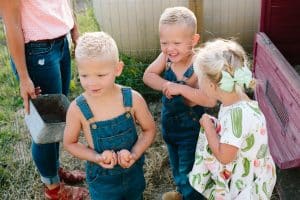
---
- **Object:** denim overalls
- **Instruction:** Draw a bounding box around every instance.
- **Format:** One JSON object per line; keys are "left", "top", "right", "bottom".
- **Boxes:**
{"left": 161, "top": 60, "right": 205, "bottom": 200}
{"left": 76, "top": 88, "right": 145, "bottom": 200}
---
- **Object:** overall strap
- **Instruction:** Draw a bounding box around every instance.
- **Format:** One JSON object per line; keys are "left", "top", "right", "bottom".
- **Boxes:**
{"left": 121, "top": 87, "right": 132, "bottom": 111}
{"left": 75, "top": 95, "right": 94, "bottom": 122}
{"left": 181, "top": 64, "right": 194, "bottom": 83}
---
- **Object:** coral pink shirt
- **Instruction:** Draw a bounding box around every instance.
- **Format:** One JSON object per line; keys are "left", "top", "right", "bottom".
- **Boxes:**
{"left": 21, "top": 0, "right": 74, "bottom": 43}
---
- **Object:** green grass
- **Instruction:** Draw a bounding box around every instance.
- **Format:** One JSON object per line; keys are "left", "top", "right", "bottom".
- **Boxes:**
{"left": 0, "top": 26, "right": 21, "bottom": 190}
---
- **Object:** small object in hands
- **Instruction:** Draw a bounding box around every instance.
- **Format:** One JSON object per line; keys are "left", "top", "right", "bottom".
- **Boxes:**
{"left": 24, "top": 94, "right": 70, "bottom": 144}
{"left": 210, "top": 116, "right": 221, "bottom": 134}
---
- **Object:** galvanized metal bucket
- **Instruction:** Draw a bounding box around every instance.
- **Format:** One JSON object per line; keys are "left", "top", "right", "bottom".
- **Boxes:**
{"left": 25, "top": 94, "right": 70, "bottom": 144}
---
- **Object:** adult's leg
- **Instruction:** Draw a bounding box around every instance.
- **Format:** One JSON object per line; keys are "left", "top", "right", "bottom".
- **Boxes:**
{"left": 25, "top": 39, "right": 67, "bottom": 184}
{"left": 59, "top": 37, "right": 71, "bottom": 96}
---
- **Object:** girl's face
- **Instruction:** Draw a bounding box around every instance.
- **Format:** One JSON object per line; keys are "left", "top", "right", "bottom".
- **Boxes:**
{"left": 159, "top": 24, "right": 199, "bottom": 64}
{"left": 77, "top": 58, "right": 123, "bottom": 97}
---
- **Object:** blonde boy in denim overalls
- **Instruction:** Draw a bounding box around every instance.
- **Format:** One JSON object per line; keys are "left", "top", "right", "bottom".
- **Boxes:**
{"left": 143, "top": 7, "right": 214, "bottom": 200}
{"left": 64, "top": 32, "right": 156, "bottom": 200}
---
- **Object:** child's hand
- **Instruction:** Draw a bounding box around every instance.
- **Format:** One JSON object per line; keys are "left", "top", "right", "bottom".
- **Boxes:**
{"left": 95, "top": 150, "right": 117, "bottom": 169}
{"left": 117, "top": 149, "right": 137, "bottom": 169}
{"left": 200, "top": 114, "right": 216, "bottom": 134}
{"left": 162, "top": 82, "right": 181, "bottom": 99}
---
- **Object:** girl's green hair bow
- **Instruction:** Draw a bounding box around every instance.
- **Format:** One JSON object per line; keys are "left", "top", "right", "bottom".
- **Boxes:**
{"left": 219, "top": 67, "right": 252, "bottom": 92}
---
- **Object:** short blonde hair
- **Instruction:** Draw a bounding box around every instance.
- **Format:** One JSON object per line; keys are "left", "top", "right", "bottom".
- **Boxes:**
{"left": 75, "top": 32, "right": 119, "bottom": 62}
{"left": 159, "top": 6, "right": 197, "bottom": 34}
{"left": 194, "top": 39, "right": 255, "bottom": 93}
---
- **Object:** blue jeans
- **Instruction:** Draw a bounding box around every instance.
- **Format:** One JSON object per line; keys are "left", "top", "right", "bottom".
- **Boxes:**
{"left": 11, "top": 36, "right": 71, "bottom": 184}
{"left": 162, "top": 111, "right": 205, "bottom": 200}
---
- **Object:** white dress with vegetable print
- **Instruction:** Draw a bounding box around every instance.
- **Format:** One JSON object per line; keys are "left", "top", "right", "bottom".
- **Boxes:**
{"left": 189, "top": 101, "right": 276, "bottom": 200}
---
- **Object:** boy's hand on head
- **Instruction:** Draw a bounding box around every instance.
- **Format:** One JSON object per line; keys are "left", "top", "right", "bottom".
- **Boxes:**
{"left": 117, "top": 149, "right": 137, "bottom": 169}
{"left": 162, "top": 82, "right": 181, "bottom": 99}
{"left": 95, "top": 150, "right": 117, "bottom": 169}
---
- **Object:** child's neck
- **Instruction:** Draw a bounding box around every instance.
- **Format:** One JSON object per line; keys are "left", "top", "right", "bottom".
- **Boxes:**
{"left": 221, "top": 92, "right": 250, "bottom": 106}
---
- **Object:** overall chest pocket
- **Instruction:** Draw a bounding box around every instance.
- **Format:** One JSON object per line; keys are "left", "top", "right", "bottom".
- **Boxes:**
{"left": 97, "top": 128, "right": 137, "bottom": 152}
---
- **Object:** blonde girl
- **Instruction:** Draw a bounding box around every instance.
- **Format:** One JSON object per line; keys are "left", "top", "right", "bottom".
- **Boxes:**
{"left": 189, "top": 39, "right": 276, "bottom": 200}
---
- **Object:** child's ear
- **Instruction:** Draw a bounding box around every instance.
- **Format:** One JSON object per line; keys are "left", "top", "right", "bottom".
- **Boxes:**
{"left": 210, "top": 81, "right": 218, "bottom": 91}
{"left": 115, "top": 61, "right": 124, "bottom": 77}
{"left": 192, "top": 34, "right": 200, "bottom": 46}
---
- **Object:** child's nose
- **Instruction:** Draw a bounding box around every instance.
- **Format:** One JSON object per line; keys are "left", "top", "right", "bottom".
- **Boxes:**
{"left": 87, "top": 78, "right": 97, "bottom": 86}
{"left": 166, "top": 44, "right": 176, "bottom": 52}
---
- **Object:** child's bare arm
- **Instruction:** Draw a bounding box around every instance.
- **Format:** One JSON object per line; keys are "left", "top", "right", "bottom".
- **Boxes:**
{"left": 180, "top": 86, "right": 216, "bottom": 107}
{"left": 130, "top": 91, "right": 156, "bottom": 160}
{"left": 63, "top": 101, "right": 117, "bottom": 168}
{"left": 143, "top": 53, "right": 168, "bottom": 91}
{"left": 200, "top": 114, "right": 238, "bottom": 164}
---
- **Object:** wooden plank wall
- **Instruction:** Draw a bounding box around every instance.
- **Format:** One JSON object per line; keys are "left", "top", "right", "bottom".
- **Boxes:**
{"left": 92, "top": 0, "right": 189, "bottom": 60}
{"left": 92, "top": 0, "right": 260, "bottom": 59}
{"left": 202, "top": 0, "right": 261, "bottom": 51}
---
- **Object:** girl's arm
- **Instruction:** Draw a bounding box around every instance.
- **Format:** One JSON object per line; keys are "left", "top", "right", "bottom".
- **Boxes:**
{"left": 63, "top": 101, "right": 100, "bottom": 163}
{"left": 130, "top": 91, "right": 156, "bottom": 159}
{"left": 143, "top": 53, "right": 168, "bottom": 91}
{"left": 200, "top": 114, "right": 239, "bottom": 164}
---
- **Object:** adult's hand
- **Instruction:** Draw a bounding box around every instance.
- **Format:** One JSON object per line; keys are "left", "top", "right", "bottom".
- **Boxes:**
{"left": 20, "top": 77, "right": 37, "bottom": 114}
{"left": 70, "top": 24, "right": 80, "bottom": 48}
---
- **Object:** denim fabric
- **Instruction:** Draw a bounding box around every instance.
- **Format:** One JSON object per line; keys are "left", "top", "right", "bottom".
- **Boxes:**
{"left": 161, "top": 62, "right": 205, "bottom": 200}
{"left": 76, "top": 88, "right": 145, "bottom": 200}
{"left": 11, "top": 36, "right": 71, "bottom": 184}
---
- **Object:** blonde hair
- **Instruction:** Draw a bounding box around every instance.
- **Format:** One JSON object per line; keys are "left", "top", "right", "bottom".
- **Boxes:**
{"left": 75, "top": 32, "right": 119, "bottom": 63}
{"left": 194, "top": 39, "right": 255, "bottom": 94}
{"left": 159, "top": 6, "right": 197, "bottom": 34}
